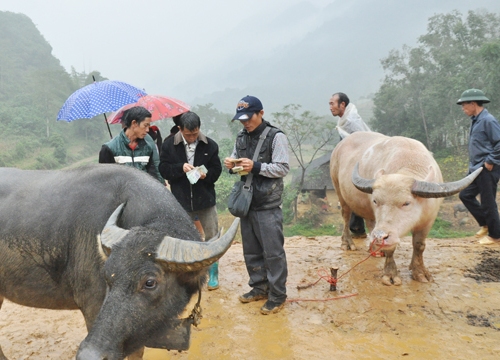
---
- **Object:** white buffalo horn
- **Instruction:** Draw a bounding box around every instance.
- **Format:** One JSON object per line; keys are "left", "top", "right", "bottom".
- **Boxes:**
{"left": 155, "top": 218, "right": 240, "bottom": 272}
{"left": 100, "top": 203, "right": 129, "bottom": 256}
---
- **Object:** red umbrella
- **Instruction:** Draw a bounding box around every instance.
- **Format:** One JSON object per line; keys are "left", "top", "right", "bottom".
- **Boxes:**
{"left": 107, "top": 95, "right": 190, "bottom": 124}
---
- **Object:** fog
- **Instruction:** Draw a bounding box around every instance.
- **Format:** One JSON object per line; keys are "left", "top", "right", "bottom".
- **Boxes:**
{"left": 2, "top": 0, "right": 500, "bottom": 114}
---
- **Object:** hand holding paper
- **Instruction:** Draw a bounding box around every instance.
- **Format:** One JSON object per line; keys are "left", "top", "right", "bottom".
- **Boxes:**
{"left": 229, "top": 159, "right": 249, "bottom": 175}
{"left": 186, "top": 165, "right": 208, "bottom": 184}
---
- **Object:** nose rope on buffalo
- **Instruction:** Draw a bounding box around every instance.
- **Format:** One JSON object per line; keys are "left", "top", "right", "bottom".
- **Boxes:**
{"left": 286, "top": 240, "right": 385, "bottom": 303}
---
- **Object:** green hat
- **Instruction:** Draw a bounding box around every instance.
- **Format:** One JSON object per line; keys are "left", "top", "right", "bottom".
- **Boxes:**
{"left": 456, "top": 89, "right": 490, "bottom": 104}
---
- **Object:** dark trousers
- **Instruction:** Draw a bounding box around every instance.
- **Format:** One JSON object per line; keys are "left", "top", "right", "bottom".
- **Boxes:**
{"left": 241, "top": 207, "right": 287, "bottom": 303}
{"left": 349, "top": 212, "right": 365, "bottom": 234}
{"left": 459, "top": 169, "right": 500, "bottom": 238}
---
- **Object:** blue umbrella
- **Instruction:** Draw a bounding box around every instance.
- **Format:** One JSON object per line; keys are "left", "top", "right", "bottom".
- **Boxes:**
{"left": 57, "top": 78, "right": 147, "bottom": 138}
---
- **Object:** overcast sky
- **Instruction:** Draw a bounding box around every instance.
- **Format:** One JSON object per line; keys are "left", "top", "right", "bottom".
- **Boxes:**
{"left": 1, "top": 0, "right": 333, "bottom": 96}
{"left": 2, "top": 0, "right": 500, "bottom": 114}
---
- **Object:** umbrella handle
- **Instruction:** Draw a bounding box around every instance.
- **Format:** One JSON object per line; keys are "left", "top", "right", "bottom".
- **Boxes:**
{"left": 92, "top": 74, "right": 113, "bottom": 139}
{"left": 104, "top": 113, "right": 113, "bottom": 139}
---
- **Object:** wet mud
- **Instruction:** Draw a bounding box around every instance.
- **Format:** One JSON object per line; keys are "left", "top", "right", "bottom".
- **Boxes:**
{"left": 1, "top": 235, "right": 500, "bottom": 359}
{"left": 465, "top": 249, "right": 500, "bottom": 282}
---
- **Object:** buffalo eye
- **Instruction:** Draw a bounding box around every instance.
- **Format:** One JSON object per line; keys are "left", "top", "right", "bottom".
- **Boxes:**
{"left": 403, "top": 201, "right": 410, "bottom": 207}
{"left": 373, "top": 199, "right": 377, "bottom": 205}
{"left": 144, "top": 279, "right": 157, "bottom": 290}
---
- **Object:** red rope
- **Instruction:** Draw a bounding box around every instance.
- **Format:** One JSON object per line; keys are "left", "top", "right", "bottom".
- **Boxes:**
{"left": 289, "top": 239, "right": 386, "bottom": 302}
{"left": 287, "top": 292, "right": 358, "bottom": 303}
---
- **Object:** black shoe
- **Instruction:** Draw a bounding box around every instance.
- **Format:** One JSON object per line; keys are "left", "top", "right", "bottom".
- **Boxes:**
{"left": 239, "top": 289, "right": 268, "bottom": 303}
{"left": 260, "top": 300, "right": 285, "bottom": 315}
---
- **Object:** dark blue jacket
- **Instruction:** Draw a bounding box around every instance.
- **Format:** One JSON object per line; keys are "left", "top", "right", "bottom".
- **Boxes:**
{"left": 468, "top": 108, "right": 500, "bottom": 175}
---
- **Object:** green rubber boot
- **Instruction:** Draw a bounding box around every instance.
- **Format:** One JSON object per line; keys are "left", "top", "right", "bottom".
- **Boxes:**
{"left": 207, "top": 262, "right": 219, "bottom": 290}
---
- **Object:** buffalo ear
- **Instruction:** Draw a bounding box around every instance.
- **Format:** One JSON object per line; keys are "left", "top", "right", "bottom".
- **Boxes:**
{"left": 100, "top": 204, "right": 129, "bottom": 256}
{"left": 422, "top": 165, "right": 437, "bottom": 182}
{"left": 374, "top": 168, "right": 385, "bottom": 179}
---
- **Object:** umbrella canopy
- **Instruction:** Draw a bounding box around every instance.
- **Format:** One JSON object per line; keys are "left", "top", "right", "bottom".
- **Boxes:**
{"left": 107, "top": 95, "right": 190, "bottom": 124}
{"left": 57, "top": 80, "right": 147, "bottom": 122}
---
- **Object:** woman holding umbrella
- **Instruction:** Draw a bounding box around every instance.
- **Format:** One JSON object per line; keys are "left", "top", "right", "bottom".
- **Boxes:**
{"left": 99, "top": 106, "right": 163, "bottom": 183}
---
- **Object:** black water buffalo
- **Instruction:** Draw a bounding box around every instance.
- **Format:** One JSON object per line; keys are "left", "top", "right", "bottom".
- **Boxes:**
{"left": 0, "top": 164, "right": 238, "bottom": 360}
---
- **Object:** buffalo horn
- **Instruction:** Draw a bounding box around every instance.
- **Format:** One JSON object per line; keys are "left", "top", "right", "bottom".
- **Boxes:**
{"left": 351, "top": 163, "right": 375, "bottom": 194}
{"left": 100, "top": 203, "right": 130, "bottom": 256}
{"left": 156, "top": 218, "right": 240, "bottom": 272}
{"left": 411, "top": 167, "right": 483, "bottom": 198}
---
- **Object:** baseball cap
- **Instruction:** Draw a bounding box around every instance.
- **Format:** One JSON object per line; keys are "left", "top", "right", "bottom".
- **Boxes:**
{"left": 232, "top": 95, "right": 263, "bottom": 121}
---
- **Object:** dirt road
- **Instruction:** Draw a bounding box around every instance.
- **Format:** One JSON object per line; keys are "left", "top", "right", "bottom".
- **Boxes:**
{"left": 1, "top": 235, "right": 499, "bottom": 359}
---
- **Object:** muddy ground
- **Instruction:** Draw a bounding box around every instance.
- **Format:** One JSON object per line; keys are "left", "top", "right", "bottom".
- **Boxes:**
{"left": 1, "top": 232, "right": 500, "bottom": 360}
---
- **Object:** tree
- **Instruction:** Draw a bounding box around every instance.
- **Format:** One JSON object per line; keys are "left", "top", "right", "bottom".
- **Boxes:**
{"left": 372, "top": 10, "right": 500, "bottom": 152}
{"left": 214, "top": 138, "right": 237, "bottom": 212}
{"left": 272, "top": 104, "right": 337, "bottom": 221}
{"left": 190, "top": 103, "right": 235, "bottom": 143}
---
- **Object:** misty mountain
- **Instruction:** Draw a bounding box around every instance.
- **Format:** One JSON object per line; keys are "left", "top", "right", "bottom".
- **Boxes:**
{"left": 0, "top": 11, "right": 72, "bottom": 103}
{"left": 174, "top": 0, "right": 500, "bottom": 116}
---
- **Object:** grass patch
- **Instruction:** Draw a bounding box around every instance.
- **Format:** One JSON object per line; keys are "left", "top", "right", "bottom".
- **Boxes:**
{"left": 429, "top": 217, "right": 474, "bottom": 238}
{"left": 284, "top": 223, "right": 340, "bottom": 237}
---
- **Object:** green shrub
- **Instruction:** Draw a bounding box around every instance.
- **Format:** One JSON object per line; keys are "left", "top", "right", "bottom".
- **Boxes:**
{"left": 13, "top": 142, "right": 27, "bottom": 160}
{"left": 53, "top": 145, "right": 67, "bottom": 163}
{"left": 35, "top": 153, "right": 60, "bottom": 169}
{"left": 282, "top": 182, "right": 298, "bottom": 224}
{"left": 215, "top": 170, "right": 235, "bottom": 212}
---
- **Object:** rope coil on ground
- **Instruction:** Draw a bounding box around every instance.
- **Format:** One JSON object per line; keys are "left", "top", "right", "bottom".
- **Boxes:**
{"left": 288, "top": 240, "right": 385, "bottom": 302}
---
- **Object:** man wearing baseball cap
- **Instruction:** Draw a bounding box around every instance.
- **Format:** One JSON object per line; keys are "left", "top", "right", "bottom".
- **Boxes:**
{"left": 457, "top": 89, "right": 500, "bottom": 245}
{"left": 224, "top": 95, "right": 290, "bottom": 315}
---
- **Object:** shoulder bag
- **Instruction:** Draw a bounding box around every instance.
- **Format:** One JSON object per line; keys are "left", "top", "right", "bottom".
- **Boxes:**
{"left": 227, "top": 127, "right": 271, "bottom": 217}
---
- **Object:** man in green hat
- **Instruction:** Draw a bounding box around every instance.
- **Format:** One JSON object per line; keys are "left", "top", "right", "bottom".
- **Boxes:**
{"left": 457, "top": 89, "right": 500, "bottom": 245}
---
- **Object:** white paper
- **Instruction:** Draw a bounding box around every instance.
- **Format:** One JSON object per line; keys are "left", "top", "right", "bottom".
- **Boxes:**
{"left": 186, "top": 165, "right": 208, "bottom": 184}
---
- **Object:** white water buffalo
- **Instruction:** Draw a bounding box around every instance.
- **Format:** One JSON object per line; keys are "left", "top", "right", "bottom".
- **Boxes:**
{"left": 0, "top": 164, "right": 239, "bottom": 360}
{"left": 330, "top": 132, "right": 481, "bottom": 286}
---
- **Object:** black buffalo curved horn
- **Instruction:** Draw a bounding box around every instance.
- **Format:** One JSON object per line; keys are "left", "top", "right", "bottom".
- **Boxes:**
{"left": 156, "top": 218, "right": 240, "bottom": 272}
{"left": 352, "top": 163, "right": 375, "bottom": 194}
{"left": 411, "top": 167, "right": 482, "bottom": 198}
{"left": 100, "top": 203, "right": 130, "bottom": 256}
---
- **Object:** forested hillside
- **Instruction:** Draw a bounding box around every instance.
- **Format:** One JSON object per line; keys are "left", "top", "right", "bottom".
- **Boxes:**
{"left": 0, "top": 11, "right": 113, "bottom": 169}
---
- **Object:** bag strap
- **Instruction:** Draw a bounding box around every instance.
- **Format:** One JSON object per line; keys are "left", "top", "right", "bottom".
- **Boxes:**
{"left": 244, "top": 126, "right": 272, "bottom": 187}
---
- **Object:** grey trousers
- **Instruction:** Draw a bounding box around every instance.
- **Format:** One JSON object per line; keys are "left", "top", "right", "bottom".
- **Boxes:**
{"left": 187, "top": 205, "right": 219, "bottom": 240}
{"left": 241, "top": 207, "right": 288, "bottom": 303}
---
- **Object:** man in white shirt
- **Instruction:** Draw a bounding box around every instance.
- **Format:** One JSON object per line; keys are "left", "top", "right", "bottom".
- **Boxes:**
{"left": 329, "top": 92, "right": 371, "bottom": 238}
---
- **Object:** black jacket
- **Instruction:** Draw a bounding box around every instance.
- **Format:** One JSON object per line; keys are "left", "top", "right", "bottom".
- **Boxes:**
{"left": 159, "top": 131, "right": 221, "bottom": 212}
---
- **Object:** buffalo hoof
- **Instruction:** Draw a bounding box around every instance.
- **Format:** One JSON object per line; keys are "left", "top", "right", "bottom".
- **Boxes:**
{"left": 341, "top": 243, "right": 357, "bottom": 251}
{"left": 412, "top": 272, "right": 433, "bottom": 283}
{"left": 382, "top": 275, "right": 402, "bottom": 286}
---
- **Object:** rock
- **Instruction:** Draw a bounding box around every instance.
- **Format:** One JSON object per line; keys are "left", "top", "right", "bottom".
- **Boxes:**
{"left": 459, "top": 217, "right": 472, "bottom": 226}
{"left": 454, "top": 203, "right": 468, "bottom": 218}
